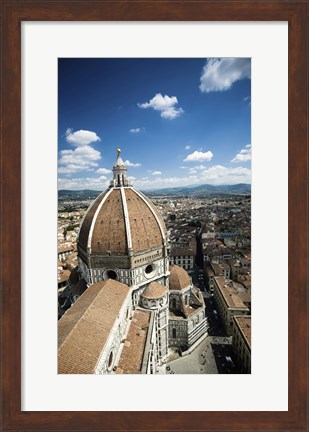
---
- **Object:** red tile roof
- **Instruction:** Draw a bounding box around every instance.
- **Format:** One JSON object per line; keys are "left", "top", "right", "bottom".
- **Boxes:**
{"left": 58, "top": 279, "right": 129, "bottom": 374}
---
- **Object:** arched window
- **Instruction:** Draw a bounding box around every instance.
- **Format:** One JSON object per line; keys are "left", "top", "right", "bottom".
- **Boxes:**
{"left": 107, "top": 351, "right": 113, "bottom": 370}
{"left": 172, "top": 328, "right": 177, "bottom": 338}
{"left": 122, "top": 174, "right": 125, "bottom": 184}
{"left": 117, "top": 174, "right": 120, "bottom": 185}
{"left": 106, "top": 270, "right": 117, "bottom": 280}
{"left": 171, "top": 298, "right": 176, "bottom": 309}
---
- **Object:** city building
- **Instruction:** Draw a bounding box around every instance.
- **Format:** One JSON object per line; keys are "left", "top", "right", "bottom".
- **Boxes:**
{"left": 213, "top": 276, "right": 249, "bottom": 335}
{"left": 168, "top": 265, "right": 207, "bottom": 351}
{"left": 57, "top": 269, "right": 70, "bottom": 292}
{"left": 168, "top": 225, "right": 197, "bottom": 271}
{"left": 229, "top": 258, "right": 251, "bottom": 281}
{"left": 204, "top": 261, "right": 230, "bottom": 292}
{"left": 58, "top": 244, "right": 74, "bottom": 262}
{"left": 58, "top": 150, "right": 207, "bottom": 374}
{"left": 232, "top": 315, "right": 251, "bottom": 373}
{"left": 169, "top": 247, "right": 195, "bottom": 271}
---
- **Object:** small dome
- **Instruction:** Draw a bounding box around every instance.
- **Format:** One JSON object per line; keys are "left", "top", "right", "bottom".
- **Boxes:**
{"left": 141, "top": 282, "right": 167, "bottom": 299}
{"left": 169, "top": 265, "right": 191, "bottom": 291}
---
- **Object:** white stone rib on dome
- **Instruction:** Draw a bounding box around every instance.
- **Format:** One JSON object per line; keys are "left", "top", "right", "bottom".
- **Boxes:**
{"left": 77, "top": 189, "right": 106, "bottom": 244}
{"left": 87, "top": 187, "right": 114, "bottom": 252}
{"left": 120, "top": 186, "right": 132, "bottom": 250}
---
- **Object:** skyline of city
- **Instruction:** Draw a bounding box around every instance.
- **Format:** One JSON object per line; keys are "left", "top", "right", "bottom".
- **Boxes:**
{"left": 58, "top": 58, "right": 251, "bottom": 191}
{"left": 58, "top": 169, "right": 251, "bottom": 374}
{"left": 58, "top": 158, "right": 252, "bottom": 375}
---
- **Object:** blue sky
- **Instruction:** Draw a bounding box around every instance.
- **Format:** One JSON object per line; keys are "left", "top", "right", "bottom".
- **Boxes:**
{"left": 58, "top": 58, "right": 251, "bottom": 190}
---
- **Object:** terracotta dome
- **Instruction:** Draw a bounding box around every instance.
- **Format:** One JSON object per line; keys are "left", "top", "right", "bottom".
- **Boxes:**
{"left": 141, "top": 281, "right": 167, "bottom": 299}
{"left": 169, "top": 265, "right": 191, "bottom": 290}
{"left": 78, "top": 150, "right": 167, "bottom": 257}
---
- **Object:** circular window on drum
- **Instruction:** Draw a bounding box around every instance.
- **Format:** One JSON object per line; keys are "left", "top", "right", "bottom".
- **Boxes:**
{"left": 144, "top": 264, "right": 156, "bottom": 279}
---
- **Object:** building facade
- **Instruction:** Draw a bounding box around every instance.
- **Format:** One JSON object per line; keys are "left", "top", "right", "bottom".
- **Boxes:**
{"left": 213, "top": 276, "right": 249, "bottom": 336}
{"left": 168, "top": 265, "right": 207, "bottom": 351}
{"left": 232, "top": 315, "right": 251, "bottom": 373}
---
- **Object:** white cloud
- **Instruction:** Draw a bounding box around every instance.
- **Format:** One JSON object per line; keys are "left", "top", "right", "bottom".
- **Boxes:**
{"left": 59, "top": 165, "right": 251, "bottom": 191}
{"left": 183, "top": 165, "right": 208, "bottom": 174}
{"left": 134, "top": 165, "right": 251, "bottom": 190}
{"left": 96, "top": 167, "right": 112, "bottom": 174}
{"left": 186, "top": 164, "right": 207, "bottom": 171}
{"left": 124, "top": 160, "right": 141, "bottom": 167}
{"left": 185, "top": 145, "right": 191, "bottom": 150}
{"left": 231, "top": 144, "right": 251, "bottom": 163}
{"left": 130, "top": 128, "right": 141, "bottom": 134}
{"left": 138, "top": 93, "right": 184, "bottom": 120}
{"left": 58, "top": 145, "right": 101, "bottom": 174}
{"left": 200, "top": 58, "right": 251, "bottom": 93}
{"left": 199, "top": 165, "right": 251, "bottom": 183}
{"left": 184, "top": 150, "right": 213, "bottom": 162}
{"left": 152, "top": 171, "right": 162, "bottom": 176}
{"left": 58, "top": 176, "right": 109, "bottom": 191}
{"left": 65, "top": 128, "right": 101, "bottom": 146}
{"left": 134, "top": 176, "right": 199, "bottom": 190}
{"left": 59, "top": 163, "right": 251, "bottom": 191}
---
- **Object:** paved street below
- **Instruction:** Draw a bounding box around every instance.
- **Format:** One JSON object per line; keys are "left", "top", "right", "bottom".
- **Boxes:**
{"left": 158, "top": 334, "right": 239, "bottom": 374}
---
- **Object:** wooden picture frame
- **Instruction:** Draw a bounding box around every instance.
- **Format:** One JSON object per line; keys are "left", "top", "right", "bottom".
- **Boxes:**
{"left": 1, "top": 1, "right": 308, "bottom": 430}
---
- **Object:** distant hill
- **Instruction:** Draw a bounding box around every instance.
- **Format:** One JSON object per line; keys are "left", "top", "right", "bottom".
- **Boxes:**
{"left": 58, "top": 189, "right": 102, "bottom": 200}
{"left": 145, "top": 183, "right": 251, "bottom": 196}
{"left": 58, "top": 183, "right": 251, "bottom": 199}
